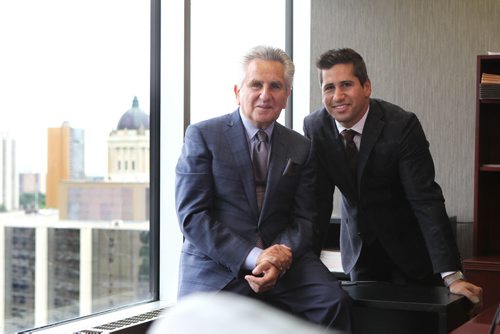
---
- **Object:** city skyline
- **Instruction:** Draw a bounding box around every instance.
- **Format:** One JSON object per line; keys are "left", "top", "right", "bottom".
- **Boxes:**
{"left": 1, "top": 96, "right": 149, "bottom": 179}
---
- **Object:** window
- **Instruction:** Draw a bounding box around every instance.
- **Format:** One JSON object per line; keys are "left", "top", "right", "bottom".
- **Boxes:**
{"left": 0, "top": 0, "right": 305, "bottom": 331}
{"left": 158, "top": 0, "right": 292, "bottom": 303}
{"left": 0, "top": 0, "right": 152, "bottom": 332}
{"left": 189, "top": 0, "right": 288, "bottom": 124}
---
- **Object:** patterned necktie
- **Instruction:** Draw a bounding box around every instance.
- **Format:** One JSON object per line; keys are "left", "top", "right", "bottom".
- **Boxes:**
{"left": 253, "top": 130, "right": 268, "bottom": 209}
{"left": 342, "top": 129, "right": 358, "bottom": 177}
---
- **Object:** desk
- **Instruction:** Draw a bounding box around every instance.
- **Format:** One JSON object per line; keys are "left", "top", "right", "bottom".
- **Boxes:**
{"left": 450, "top": 303, "right": 500, "bottom": 334}
{"left": 342, "top": 282, "right": 471, "bottom": 334}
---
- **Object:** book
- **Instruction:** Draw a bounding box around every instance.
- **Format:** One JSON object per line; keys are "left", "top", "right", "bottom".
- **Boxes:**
{"left": 480, "top": 73, "right": 500, "bottom": 99}
{"left": 481, "top": 73, "right": 500, "bottom": 84}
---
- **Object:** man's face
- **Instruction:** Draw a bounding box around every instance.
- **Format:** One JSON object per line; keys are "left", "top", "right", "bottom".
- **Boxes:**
{"left": 235, "top": 59, "right": 290, "bottom": 129}
{"left": 321, "top": 63, "right": 371, "bottom": 128}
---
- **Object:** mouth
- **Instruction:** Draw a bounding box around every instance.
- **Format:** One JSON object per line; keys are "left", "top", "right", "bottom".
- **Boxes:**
{"left": 332, "top": 103, "right": 350, "bottom": 112}
{"left": 256, "top": 105, "right": 272, "bottom": 111}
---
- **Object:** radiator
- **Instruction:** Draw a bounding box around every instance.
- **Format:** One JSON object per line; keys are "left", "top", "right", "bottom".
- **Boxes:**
{"left": 74, "top": 307, "right": 168, "bottom": 334}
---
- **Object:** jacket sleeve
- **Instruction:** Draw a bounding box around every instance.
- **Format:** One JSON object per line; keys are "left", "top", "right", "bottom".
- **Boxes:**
{"left": 398, "top": 114, "right": 462, "bottom": 272}
{"left": 303, "top": 117, "right": 336, "bottom": 255}
{"left": 175, "top": 124, "right": 255, "bottom": 276}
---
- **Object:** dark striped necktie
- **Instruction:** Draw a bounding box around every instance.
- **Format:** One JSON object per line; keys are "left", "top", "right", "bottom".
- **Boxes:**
{"left": 342, "top": 129, "right": 358, "bottom": 177}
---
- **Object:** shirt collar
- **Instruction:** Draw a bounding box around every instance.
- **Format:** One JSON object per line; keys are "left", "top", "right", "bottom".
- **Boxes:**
{"left": 239, "top": 108, "right": 274, "bottom": 141}
{"left": 335, "top": 105, "right": 370, "bottom": 135}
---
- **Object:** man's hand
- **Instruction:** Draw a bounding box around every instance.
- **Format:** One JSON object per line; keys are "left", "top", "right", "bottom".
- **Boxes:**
{"left": 256, "top": 244, "right": 292, "bottom": 274}
{"left": 449, "top": 280, "right": 483, "bottom": 317}
{"left": 245, "top": 244, "right": 292, "bottom": 293}
{"left": 244, "top": 260, "right": 281, "bottom": 293}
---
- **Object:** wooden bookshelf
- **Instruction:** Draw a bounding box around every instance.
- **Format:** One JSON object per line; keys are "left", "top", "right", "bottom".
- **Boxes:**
{"left": 464, "top": 55, "right": 500, "bottom": 309}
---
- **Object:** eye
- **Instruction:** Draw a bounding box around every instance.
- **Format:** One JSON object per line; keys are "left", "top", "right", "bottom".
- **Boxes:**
{"left": 249, "top": 81, "right": 262, "bottom": 89}
{"left": 323, "top": 84, "right": 334, "bottom": 92}
{"left": 270, "top": 82, "right": 284, "bottom": 90}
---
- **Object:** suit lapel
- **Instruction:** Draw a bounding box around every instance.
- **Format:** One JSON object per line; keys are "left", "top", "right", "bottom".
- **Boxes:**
{"left": 317, "top": 109, "right": 358, "bottom": 200}
{"left": 224, "top": 110, "right": 260, "bottom": 216}
{"left": 258, "top": 123, "right": 289, "bottom": 220}
{"left": 358, "top": 100, "right": 384, "bottom": 180}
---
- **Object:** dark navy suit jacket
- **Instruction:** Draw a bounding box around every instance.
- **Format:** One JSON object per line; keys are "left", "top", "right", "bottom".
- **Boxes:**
{"left": 303, "top": 99, "right": 462, "bottom": 279}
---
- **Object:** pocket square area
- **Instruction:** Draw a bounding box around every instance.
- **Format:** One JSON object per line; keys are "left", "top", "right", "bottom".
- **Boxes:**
{"left": 282, "top": 159, "right": 301, "bottom": 176}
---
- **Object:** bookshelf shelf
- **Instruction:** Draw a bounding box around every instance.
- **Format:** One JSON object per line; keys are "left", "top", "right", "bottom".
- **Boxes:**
{"left": 479, "top": 165, "right": 500, "bottom": 172}
{"left": 479, "top": 99, "right": 500, "bottom": 104}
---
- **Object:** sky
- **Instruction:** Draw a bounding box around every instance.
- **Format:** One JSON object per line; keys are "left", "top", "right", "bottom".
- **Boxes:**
{"left": 0, "top": 0, "right": 150, "bottom": 177}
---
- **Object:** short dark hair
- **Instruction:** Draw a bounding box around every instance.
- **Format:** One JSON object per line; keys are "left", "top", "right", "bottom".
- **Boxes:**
{"left": 315, "top": 48, "right": 369, "bottom": 86}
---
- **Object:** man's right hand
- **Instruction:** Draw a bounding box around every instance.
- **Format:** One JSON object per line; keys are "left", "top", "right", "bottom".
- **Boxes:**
{"left": 245, "top": 260, "right": 281, "bottom": 293}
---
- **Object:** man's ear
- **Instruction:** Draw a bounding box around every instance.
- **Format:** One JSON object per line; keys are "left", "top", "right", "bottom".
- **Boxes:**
{"left": 234, "top": 84, "right": 240, "bottom": 104}
{"left": 363, "top": 79, "right": 372, "bottom": 97}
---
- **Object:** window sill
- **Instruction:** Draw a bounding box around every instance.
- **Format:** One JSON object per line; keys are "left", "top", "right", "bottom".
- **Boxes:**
{"left": 21, "top": 301, "right": 173, "bottom": 334}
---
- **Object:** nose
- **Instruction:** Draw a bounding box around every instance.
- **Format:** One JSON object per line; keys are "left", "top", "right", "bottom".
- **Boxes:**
{"left": 260, "top": 86, "right": 271, "bottom": 100}
{"left": 333, "top": 89, "right": 344, "bottom": 101}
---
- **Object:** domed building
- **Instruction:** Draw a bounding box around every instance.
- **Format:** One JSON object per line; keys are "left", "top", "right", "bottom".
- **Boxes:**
{"left": 107, "top": 97, "right": 150, "bottom": 182}
{"left": 116, "top": 96, "right": 150, "bottom": 131}
{"left": 58, "top": 97, "right": 150, "bottom": 221}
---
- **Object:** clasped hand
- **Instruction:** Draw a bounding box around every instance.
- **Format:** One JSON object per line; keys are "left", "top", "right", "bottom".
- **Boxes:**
{"left": 244, "top": 244, "right": 292, "bottom": 293}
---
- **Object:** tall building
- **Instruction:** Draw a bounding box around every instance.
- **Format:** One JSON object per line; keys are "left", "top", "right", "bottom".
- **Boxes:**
{"left": 0, "top": 135, "right": 18, "bottom": 211}
{"left": 19, "top": 173, "right": 40, "bottom": 194}
{"left": 0, "top": 212, "right": 150, "bottom": 333}
{"left": 3, "top": 225, "right": 36, "bottom": 333}
{"left": 58, "top": 180, "right": 149, "bottom": 221}
{"left": 45, "top": 122, "right": 85, "bottom": 208}
{"left": 107, "top": 97, "right": 150, "bottom": 182}
{"left": 19, "top": 173, "right": 41, "bottom": 212}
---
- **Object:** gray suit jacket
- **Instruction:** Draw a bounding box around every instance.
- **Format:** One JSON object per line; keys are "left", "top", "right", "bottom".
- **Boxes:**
{"left": 176, "top": 109, "right": 316, "bottom": 296}
{"left": 303, "top": 99, "right": 462, "bottom": 278}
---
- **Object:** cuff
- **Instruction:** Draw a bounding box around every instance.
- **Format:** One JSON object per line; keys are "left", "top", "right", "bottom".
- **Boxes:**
{"left": 243, "top": 247, "right": 262, "bottom": 270}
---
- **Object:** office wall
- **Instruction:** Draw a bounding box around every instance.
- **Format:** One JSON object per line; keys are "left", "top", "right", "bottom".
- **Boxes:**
{"left": 310, "top": 0, "right": 500, "bottom": 223}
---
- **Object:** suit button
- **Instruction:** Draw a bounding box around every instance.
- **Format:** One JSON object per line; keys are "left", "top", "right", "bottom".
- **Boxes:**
{"left": 357, "top": 232, "right": 363, "bottom": 237}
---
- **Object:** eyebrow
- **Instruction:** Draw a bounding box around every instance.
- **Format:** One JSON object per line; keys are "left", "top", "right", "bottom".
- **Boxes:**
{"left": 323, "top": 80, "right": 354, "bottom": 88}
{"left": 247, "top": 79, "right": 285, "bottom": 87}
{"left": 337, "top": 80, "right": 354, "bottom": 85}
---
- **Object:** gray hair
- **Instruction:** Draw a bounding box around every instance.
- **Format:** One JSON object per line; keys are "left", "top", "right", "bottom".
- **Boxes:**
{"left": 240, "top": 45, "right": 295, "bottom": 89}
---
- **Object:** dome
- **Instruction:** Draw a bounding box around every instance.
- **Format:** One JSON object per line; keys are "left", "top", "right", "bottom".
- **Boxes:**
{"left": 117, "top": 96, "right": 150, "bottom": 130}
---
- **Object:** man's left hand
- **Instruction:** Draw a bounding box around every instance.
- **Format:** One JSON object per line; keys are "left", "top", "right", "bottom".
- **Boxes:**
{"left": 449, "top": 280, "right": 483, "bottom": 317}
